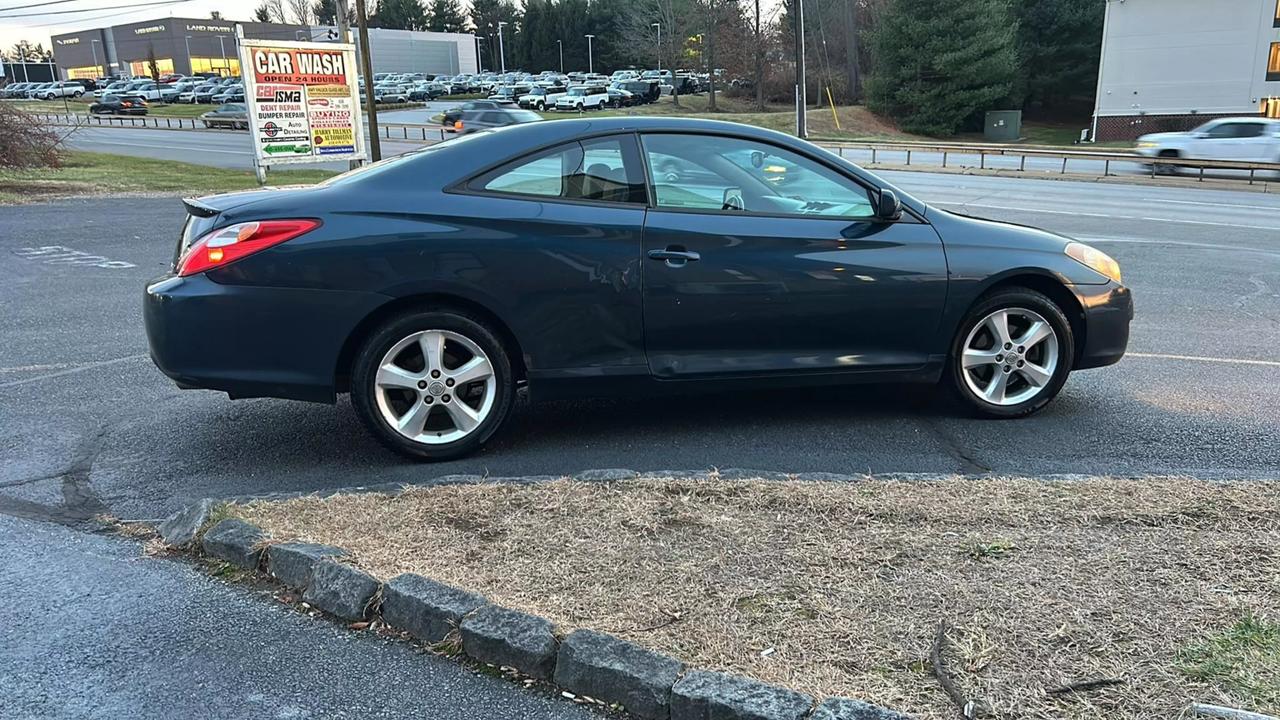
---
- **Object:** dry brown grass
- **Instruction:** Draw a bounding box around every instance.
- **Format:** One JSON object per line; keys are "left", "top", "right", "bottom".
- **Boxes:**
{"left": 232, "top": 476, "right": 1280, "bottom": 719}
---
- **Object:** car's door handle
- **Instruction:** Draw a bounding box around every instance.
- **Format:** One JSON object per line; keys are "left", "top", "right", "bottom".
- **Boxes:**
{"left": 647, "top": 248, "right": 701, "bottom": 266}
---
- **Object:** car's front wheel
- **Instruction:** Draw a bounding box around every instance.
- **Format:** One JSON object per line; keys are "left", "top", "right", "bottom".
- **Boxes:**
{"left": 351, "top": 309, "right": 515, "bottom": 460}
{"left": 947, "top": 287, "right": 1074, "bottom": 418}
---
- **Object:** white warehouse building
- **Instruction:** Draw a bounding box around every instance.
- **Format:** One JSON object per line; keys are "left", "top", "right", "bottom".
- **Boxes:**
{"left": 302, "top": 27, "right": 479, "bottom": 76}
{"left": 1091, "top": 0, "right": 1280, "bottom": 140}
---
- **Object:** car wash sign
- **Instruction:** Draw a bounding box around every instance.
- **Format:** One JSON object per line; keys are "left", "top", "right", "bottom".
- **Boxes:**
{"left": 238, "top": 37, "right": 366, "bottom": 166}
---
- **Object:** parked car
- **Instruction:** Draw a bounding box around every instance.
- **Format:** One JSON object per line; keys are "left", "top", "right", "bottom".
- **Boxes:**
{"left": 212, "top": 84, "right": 245, "bottom": 104}
{"left": 144, "top": 117, "right": 1132, "bottom": 461}
{"left": 200, "top": 102, "right": 248, "bottom": 129}
{"left": 488, "top": 83, "right": 533, "bottom": 105}
{"left": 554, "top": 85, "right": 610, "bottom": 111}
{"left": 440, "top": 100, "right": 504, "bottom": 128}
{"left": 192, "top": 83, "right": 223, "bottom": 103}
{"left": 517, "top": 85, "right": 567, "bottom": 111}
{"left": 374, "top": 84, "right": 409, "bottom": 103}
{"left": 408, "top": 82, "right": 445, "bottom": 101}
{"left": 1135, "top": 118, "right": 1280, "bottom": 173}
{"left": 93, "top": 80, "right": 132, "bottom": 98}
{"left": 23, "top": 82, "right": 54, "bottom": 98}
{"left": 2, "top": 82, "right": 34, "bottom": 98}
{"left": 615, "top": 80, "right": 660, "bottom": 104}
{"left": 452, "top": 107, "right": 541, "bottom": 134}
{"left": 605, "top": 87, "right": 637, "bottom": 108}
{"left": 89, "top": 94, "right": 148, "bottom": 115}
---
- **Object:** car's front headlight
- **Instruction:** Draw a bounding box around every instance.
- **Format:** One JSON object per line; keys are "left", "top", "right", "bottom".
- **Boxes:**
{"left": 1136, "top": 142, "right": 1156, "bottom": 148}
{"left": 1065, "top": 242, "right": 1122, "bottom": 283}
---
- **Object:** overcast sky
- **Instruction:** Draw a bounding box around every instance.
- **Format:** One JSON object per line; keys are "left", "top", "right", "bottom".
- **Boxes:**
{"left": 2, "top": 0, "right": 274, "bottom": 52}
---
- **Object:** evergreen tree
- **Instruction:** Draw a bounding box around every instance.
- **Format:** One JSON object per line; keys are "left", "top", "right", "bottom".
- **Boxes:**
{"left": 865, "top": 0, "right": 1018, "bottom": 135}
{"left": 1014, "top": 0, "right": 1103, "bottom": 114}
{"left": 426, "top": 0, "right": 468, "bottom": 32}
{"left": 374, "top": 0, "right": 428, "bottom": 30}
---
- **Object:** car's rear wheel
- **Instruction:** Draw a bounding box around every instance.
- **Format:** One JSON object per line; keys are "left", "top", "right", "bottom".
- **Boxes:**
{"left": 351, "top": 310, "right": 514, "bottom": 460}
{"left": 947, "top": 287, "right": 1074, "bottom": 418}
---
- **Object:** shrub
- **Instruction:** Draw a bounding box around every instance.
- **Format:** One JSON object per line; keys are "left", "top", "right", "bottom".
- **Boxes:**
{"left": 0, "top": 104, "right": 62, "bottom": 169}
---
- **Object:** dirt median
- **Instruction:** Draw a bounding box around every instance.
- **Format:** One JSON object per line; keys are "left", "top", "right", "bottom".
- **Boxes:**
{"left": 231, "top": 475, "right": 1280, "bottom": 719}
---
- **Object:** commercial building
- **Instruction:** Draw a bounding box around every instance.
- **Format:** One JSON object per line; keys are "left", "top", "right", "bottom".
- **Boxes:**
{"left": 1091, "top": 0, "right": 1280, "bottom": 140}
{"left": 50, "top": 17, "right": 477, "bottom": 80}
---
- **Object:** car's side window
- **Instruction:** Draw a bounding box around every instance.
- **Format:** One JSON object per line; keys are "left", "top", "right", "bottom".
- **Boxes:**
{"left": 473, "top": 136, "right": 646, "bottom": 204}
{"left": 641, "top": 133, "right": 876, "bottom": 219}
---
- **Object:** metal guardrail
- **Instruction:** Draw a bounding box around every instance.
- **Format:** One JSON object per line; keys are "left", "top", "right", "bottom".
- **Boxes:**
{"left": 822, "top": 139, "right": 1280, "bottom": 185}
{"left": 28, "top": 112, "right": 1280, "bottom": 184}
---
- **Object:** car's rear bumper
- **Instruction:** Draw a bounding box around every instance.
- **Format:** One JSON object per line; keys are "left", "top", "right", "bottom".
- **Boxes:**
{"left": 144, "top": 273, "right": 388, "bottom": 403}
{"left": 1073, "top": 281, "right": 1133, "bottom": 369}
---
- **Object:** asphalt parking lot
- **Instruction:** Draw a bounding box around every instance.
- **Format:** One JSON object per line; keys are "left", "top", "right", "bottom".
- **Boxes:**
{"left": 1, "top": 171, "right": 1278, "bottom": 525}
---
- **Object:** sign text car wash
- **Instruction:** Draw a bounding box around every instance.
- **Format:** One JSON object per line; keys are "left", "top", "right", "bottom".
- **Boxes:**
{"left": 236, "top": 30, "right": 366, "bottom": 180}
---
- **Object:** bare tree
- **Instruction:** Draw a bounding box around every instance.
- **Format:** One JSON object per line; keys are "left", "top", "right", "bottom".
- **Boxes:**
{"left": 267, "top": 0, "right": 287, "bottom": 23}
{"left": 287, "top": 0, "right": 314, "bottom": 25}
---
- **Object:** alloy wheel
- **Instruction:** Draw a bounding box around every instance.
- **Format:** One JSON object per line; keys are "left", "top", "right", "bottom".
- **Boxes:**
{"left": 373, "top": 329, "right": 497, "bottom": 445}
{"left": 960, "top": 307, "right": 1059, "bottom": 406}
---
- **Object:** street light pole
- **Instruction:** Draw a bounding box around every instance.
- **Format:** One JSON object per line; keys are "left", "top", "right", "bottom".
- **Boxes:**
{"left": 652, "top": 22, "right": 660, "bottom": 72}
{"left": 183, "top": 35, "right": 192, "bottom": 76}
{"left": 475, "top": 36, "right": 485, "bottom": 72}
{"left": 557, "top": 39, "right": 563, "bottom": 74}
{"left": 216, "top": 35, "right": 227, "bottom": 75}
{"left": 497, "top": 21, "right": 507, "bottom": 74}
{"left": 584, "top": 34, "right": 594, "bottom": 75}
{"left": 794, "top": 0, "right": 806, "bottom": 138}
{"left": 91, "top": 39, "right": 101, "bottom": 78}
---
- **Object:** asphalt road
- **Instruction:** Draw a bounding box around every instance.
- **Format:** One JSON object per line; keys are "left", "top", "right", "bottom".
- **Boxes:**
{"left": 0, "top": 513, "right": 593, "bottom": 720}
{"left": 54, "top": 120, "right": 1280, "bottom": 184}
{"left": 2, "top": 172, "right": 1278, "bottom": 530}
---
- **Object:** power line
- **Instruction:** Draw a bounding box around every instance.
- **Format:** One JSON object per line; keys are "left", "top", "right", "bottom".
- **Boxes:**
{"left": 0, "top": 0, "right": 190, "bottom": 17}
{"left": 0, "top": 0, "right": 93, "bottom": 12}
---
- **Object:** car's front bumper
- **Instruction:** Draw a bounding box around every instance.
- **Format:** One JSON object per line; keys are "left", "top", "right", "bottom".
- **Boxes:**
{"left": 1073, "top": 281, "right": 1133, "bottom": 369}
{"left": 144, "top": 272, "right": 388, "bottom": 403}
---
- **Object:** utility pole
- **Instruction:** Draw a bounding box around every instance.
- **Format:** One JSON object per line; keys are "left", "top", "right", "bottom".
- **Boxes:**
{"left": 794, "top": 0, "right": 806, "bottom": 138}
{"left": 355, "top": 0, "right": 381, "bottom": 161}
{"left": 652, "top": 22, "right": 661, "bottom": 72}
{"left": 335, "top": 0, "right": 361, "bottom": 169}
{"left": 497, "top": 21, "right": 508, "bottom": 73}
{"left": 584, "top": 34, "right": 594, "bottom": 74}
{"left": 557, "top": 40, "right": 563, "bottom": 74}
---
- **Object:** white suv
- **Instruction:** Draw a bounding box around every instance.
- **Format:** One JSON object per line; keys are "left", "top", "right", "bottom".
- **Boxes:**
{"left": 38, "top": 81, "right": 87, "bottom": 99}
{"left": 554, "top": 85, "right": 610, "bottom": 111}
{"left": 1136, "top": 118, "right": 1280, "bottom": 172}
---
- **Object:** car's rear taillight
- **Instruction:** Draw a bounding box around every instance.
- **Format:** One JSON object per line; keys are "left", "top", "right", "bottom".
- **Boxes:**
{"left": 177, "top": 219, "right": 320, "bottom": 277}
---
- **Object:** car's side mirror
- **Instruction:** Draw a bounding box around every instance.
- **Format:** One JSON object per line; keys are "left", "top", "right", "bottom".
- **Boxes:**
{"left": 876, "top": 189, "right": 902, "bottom": 221}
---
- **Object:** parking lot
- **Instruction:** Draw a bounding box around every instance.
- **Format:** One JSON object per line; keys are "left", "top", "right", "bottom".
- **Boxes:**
{"left": 2, "top": 170, "right": 1277, "bottom": 526}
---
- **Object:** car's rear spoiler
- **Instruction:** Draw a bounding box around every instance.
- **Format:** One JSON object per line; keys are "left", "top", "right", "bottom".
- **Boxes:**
{"left": 182, "top": 197, "right": 220, "bottom": 218}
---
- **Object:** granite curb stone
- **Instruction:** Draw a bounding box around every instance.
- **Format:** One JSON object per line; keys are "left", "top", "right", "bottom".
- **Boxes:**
{"left": 381, "top": 573, "right": 488, "bottom": 644}
{"left": 460, "top": 604, "right": 559, "bottom": 680}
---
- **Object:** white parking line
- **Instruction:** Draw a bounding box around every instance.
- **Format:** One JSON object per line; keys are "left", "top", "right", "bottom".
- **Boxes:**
{"left": 0, "top": 354, "right": 149, "bottom": 389}
{"left": 1127, "top": 352, "right": 1280, "bottom": 368}
{"left": 1076, "top": 236, "right": 1280, "bottom": 256}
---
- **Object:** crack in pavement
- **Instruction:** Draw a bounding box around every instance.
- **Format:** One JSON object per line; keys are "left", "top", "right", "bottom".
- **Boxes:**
{"left": 922, "top": 418, "right": 991, "bottom": 474}
{"left": 0, "top": 426, "right": 110, "bottom": 527}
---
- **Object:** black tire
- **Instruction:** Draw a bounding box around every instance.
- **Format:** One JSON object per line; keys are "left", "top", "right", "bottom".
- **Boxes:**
{"left": 946, "top": 287, "right": 1074, "bottom": 418}
{"left": 351, "top": 309, "right": 515, "bottom": 461}
{"left": 1155, "top": 149, "right": 1180, "bottom": 176}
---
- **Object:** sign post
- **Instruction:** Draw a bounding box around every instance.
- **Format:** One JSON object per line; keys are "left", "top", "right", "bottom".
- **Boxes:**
{"left": 236, "top": 26, "right": 368, "bottom": 184}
